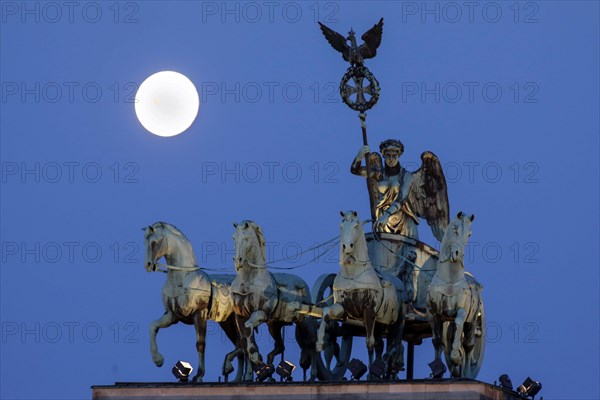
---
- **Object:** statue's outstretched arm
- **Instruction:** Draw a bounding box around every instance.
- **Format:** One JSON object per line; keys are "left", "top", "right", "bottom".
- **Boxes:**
{"left": 350, "top": 145, "right": 370, "bottom": 176}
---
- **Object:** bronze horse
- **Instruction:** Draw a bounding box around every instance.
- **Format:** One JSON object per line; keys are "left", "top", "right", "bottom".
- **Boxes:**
{"left": 230, "top": 220, "right": 317, "bottom": 381}
{"left": 143, "top": 222, "right": 247, "bottom": 381}
{"left": 316, "top": 211, "right": 408, "bottom": 378}
{"left": 427, "top": 212, "right": 485, "bottom": 378}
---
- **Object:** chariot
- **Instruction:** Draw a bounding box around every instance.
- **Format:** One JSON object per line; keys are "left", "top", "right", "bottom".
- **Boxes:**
{"left": 307, "top": 231, "right": 485, "bottom": 380}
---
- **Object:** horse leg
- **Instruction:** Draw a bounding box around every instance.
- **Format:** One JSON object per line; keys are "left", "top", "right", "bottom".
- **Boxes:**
{"left": 427, "top": 297, "right": 443, "bottom": 362}
{"left": 245, "top": 310, "right": 267, "bottom": 330}
{"left": 451, "top": 308, "right": 466, "bottom": 368}
{"left": 220, "top": 318, "right": 245, "bottom": 382}
{"left": 384, "top": 315, "right": 405, "bottom": 378}
{"left": 462, "top": 321, "right": 476, "bottom": 378}
{"left": 363, "top": 308, "right": 376, "bottom": 378}
{"left": 374, "top": 326, "right": 384, "bottom": 364}
{"left": 295, "top": 319, "right": 314, "bottom": 381}
{"left": 192, "top": 311, "right": 208, "bottom": 382}
{"left": 149, "top": 310, "right": 177, "bottom": 367}
{"left": 316, "top": 303, "right": 345, "bottom": 352}
{"left": 266, "top": 321, "right": 285, "bottom": 368}
{"left": 235, "top": 314, "right": 263, "bottom": 381}
{"left": 223, "top": 348, "right": 243, "bottom": 378}
{"left": 397, "top": 302, "right": 407, "bottom": 373}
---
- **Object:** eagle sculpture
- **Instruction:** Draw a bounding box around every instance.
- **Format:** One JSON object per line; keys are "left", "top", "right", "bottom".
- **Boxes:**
{"left": 318, "top": 18, "right": 384, "bottom": 67}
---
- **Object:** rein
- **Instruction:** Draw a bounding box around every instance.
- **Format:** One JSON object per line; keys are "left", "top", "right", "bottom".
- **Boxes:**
{"left": 371, "top": 230, "right": 437, "bottom": 272}
{"left": 156, "top": 263, "right": 200, "bottom": 273}
{"left": 151, "top": 234, "right": 340, "bottom": 274}
{"left": 156, "top": 263, "right": 237, "bottom": 273}
{"left": 241, "top": 235, "right": 339, "bottom": 270}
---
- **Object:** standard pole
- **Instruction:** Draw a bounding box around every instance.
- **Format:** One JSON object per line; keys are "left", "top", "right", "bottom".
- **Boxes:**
{"left": 359, "top": 113, "right": 377, "bottom": 222}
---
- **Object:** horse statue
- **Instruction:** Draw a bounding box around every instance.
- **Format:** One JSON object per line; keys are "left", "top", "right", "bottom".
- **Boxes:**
{"left": 427, "top": 212, "right": 485, "bottom": 378}
{"left": 143, "top": 222, "right": 251, "bottom": 382}
{"left": 316, "top": 211, "right": 408, "bottom": 378}
{"left": 231, "top": 220, "right": 317, "bottom": 381}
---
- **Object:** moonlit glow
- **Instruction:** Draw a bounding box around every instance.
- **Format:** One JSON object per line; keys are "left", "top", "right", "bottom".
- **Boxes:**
{"left": 135, "top": 71, "right": 199, "bottom": 137}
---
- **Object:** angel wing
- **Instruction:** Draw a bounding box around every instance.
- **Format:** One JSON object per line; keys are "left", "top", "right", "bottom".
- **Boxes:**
{"left": 407, "top": 151, "right": 450, "bottom": 242}
{"left": 360, "top": 18, "right": 384, "bottom": 59}
{"left": 318, "top": 22, "right": 350, "bottom": 61}
{"left": 366, "top": 152, "right": 383, "bottom": 218}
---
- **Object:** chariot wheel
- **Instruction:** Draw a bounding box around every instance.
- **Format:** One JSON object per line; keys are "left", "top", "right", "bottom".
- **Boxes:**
{"left": 467, "top": 303, "right": 485, "bottom": 378}
{"left": 443, "top": 304, "right": 486, "bottom": 379}
{"left": 312, "top": 273, "right": 353, "bottom": 381}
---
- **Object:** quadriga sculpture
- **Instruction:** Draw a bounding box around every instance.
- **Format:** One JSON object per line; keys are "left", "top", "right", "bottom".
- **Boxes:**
{"left": 230, "top": 220, "right": 316, "bottom": 381}
{"left": 316, "top": 211, "right": 408, "bottom": 378}
{"left": 427, "top": 212, "right": 485, "bottom": 378}
{"left": 143, "top": 222, "right": 248, "bottom": 382}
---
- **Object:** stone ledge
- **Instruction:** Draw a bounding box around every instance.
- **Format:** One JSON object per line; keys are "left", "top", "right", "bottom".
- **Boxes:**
{"left": 92, "top": 379, "right": 525, "bottom": 400}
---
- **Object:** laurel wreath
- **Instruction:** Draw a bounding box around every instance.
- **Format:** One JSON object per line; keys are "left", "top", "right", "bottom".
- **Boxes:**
{"left": 339, "top": 66, "right": 381, "bottom": 112}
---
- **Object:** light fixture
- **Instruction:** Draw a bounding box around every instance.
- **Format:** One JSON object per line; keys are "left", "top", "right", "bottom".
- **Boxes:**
{"left": 276, "top": 360, "right": 296, "bottom": 381}
{"left": 348, "top": 358, "right": 368, "bottom": 380}
{"left": 428, "top": 359, "right": 446, "bottom": 378}
{"left": 253, "top": 363, "right": 274, "bottom": 382}
{"left": 369, "top": 359, "right": 386, "bottom": 379}
{"left": 518, "top": 377, "right": 542, "bottom": 398}
{"left": 172, "top": 360, "right": 193, "bottom": 383}
{"left": 499, "top": 374, "right": 513, "bottom": 390}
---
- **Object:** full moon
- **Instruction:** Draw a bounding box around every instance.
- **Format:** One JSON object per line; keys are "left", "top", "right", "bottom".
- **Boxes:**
{"left": 135, "top": 71, "right": 199, "bottom": 137}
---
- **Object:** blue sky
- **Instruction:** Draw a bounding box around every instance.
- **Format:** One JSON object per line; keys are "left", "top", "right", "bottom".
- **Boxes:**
{"left": 1, "top": 1, "right": 598, "bottom": 399}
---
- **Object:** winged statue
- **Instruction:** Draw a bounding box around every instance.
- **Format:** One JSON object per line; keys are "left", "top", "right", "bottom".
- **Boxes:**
{"left": 351, "top": 139, "right": 449, "bottom": 242}
{"left": 318, "top": 18, "right": 384, "bottom": 67}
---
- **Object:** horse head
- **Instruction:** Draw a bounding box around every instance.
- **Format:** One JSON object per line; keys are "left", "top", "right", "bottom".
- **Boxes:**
{"left": 143, "top": 222, "right": 194, "bottom": 272}
{"left": 441, "top": 212, "right": 475, "bottom": 264}
{"left": 339, "top": 210, "right": 364, "bottom": 265}
{"left": 233, "top": 220, "right": 266, "bottom": 270}
{"left": 143, "top": 222, "right": 169, "bottom": 272}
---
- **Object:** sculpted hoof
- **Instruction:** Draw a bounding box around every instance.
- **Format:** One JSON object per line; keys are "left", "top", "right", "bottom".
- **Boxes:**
{"left": 222, "top": 361, "right": 234, "bottom": 376}
{"left": 152, "top": 352, "right": 165, "bottom": 367}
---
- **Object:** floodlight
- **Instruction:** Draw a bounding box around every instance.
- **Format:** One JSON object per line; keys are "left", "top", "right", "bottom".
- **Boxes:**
{"left": 276, "top": 360, "right": 296, "bottom": 381}
{"left": 253, "top": 363, "right": 274, "bottom": 382}
{"left": 348, "top": 358, "right": 367, "bottom": 380}
{"left": 369, "top": 359, "right": 386, "bottom": 379}
{"left": 172, "top": 360, "right": 193, "bottom": 383}
{"left": 499, "top": 374, "right": 513, "bottom": 390}
{"left": 518, "top": 377, "right": 542, "bottom": 398}
{"left": 428, "top": 359, "right": 446, "bottom": 378}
